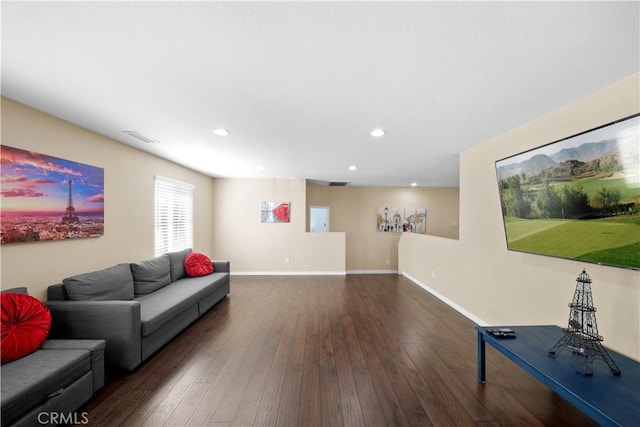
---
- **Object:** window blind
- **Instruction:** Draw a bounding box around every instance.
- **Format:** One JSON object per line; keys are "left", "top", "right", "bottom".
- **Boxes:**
{"left": 154, "top": 175, "right": 194, "bottom": 257}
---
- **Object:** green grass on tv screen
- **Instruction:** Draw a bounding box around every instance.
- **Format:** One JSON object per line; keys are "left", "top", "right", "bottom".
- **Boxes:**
{"left": 505, "top": 215, "right": 640, "bottom": 269}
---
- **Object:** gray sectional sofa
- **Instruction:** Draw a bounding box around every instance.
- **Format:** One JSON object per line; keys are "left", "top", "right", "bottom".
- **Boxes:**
{"left": 1, "top": 339, "right": 105, "bottom": 427}
{"left": 45, "top": 249, "right": 230, "bottom": 371}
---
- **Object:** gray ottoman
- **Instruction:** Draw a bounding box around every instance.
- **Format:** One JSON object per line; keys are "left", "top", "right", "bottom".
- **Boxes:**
{"left": 1, "top": 339, "right": 105, "bottom": 427}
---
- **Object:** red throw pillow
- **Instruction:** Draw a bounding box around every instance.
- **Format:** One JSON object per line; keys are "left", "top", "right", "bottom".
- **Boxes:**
{"left": 1, "top": 293, "right": 51, "bottom": 364}
{"left": 184, "top": 252, "right": 214, "bottom": 277}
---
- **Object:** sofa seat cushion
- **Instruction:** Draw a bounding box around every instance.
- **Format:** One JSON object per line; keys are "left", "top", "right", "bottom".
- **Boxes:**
{"left": 137, "top": 273, "right": 228, "bottom": 337}
{"left": 0, "top": 348, "right": 91, "bottom": 426}
{"left": 171, "top": 273, "right": 228, "bottom": 295}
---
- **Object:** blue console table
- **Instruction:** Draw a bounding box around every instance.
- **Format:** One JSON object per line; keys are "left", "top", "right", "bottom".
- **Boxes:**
{"left": 476, "top": 325, "right": 640, "bottom": 427}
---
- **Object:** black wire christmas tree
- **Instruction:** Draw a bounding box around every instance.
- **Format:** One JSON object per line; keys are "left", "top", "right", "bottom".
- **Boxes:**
{"left": 548, "top": 269, "right": 621, "bottom": 376}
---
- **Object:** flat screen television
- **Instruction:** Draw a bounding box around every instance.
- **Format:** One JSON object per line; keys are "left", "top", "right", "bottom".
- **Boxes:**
{"left": 495, "top": 114, "right": 640, "bottom": 270}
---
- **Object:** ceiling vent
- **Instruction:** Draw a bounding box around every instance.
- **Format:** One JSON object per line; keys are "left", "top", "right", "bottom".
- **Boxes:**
{"left": 122, "top": 131, "right": 161, "bottom": 144}
{"left": 307, "top": 180, "right": 350, "bottom": 187}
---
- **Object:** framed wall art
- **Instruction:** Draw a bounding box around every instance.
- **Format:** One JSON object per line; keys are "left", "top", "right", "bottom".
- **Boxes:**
{"left": 1, "top": 145, "right": 104, "bottom": 244}
{"left": 377, "top": 206, "right": 426, "bottom": 234}
{"left": 261, "top": 201, "right": 290, "bottom": 223}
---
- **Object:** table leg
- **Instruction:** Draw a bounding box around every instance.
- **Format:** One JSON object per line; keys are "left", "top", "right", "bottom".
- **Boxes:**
{"left": 477, "top": 329, "right": 486, "bottom": 383}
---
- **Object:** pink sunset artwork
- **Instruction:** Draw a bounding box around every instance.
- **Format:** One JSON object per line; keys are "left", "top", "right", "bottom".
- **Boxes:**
{"left": 1, "top": 145, "right": 104, "bottom": 244}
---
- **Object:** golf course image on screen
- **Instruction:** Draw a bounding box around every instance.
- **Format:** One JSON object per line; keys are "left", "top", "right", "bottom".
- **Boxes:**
{"left": 496, "top": 114, "right": 639, "bottom": 270}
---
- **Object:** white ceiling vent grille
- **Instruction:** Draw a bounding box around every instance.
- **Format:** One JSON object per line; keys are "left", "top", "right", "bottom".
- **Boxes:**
{"left": 122, "top": 131, "right": 161, "bottom": 144}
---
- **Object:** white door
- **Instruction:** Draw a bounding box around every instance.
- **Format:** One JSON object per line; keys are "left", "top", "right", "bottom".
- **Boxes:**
{"left": 310, "top": 206, "right": 330, "bottom": 232}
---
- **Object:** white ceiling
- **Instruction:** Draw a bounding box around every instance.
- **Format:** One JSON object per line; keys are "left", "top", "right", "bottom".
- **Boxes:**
{"left": 2, "top": 1, "right": 639, "bottom": 187}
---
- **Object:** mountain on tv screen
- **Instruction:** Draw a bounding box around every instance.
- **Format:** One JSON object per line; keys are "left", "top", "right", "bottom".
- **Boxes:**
{"left": 495, "top": 114, "right": 639, "bottom": 270}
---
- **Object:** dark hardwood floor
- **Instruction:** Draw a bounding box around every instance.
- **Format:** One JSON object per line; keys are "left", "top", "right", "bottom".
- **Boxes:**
{"left": 82, "top": 275, "right": 597, "bottom": 426}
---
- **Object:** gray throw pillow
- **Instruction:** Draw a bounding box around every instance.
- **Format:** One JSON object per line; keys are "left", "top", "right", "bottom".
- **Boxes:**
{"left": 131, "top": 255, "right": 171, "bottom": 296}
{"left": 63, "top": 264, "right": 135, "bottom": 301}
{"left": 1, "top": 287, "right": 28, "bottom": 295}
{"left": 167, "top": 248, "right": 192, "bottom": 282}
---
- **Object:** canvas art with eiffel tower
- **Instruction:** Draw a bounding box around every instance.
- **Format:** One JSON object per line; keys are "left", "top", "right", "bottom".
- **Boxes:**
{"left": 548, "top": 269, "right": 621, "bottom": 376}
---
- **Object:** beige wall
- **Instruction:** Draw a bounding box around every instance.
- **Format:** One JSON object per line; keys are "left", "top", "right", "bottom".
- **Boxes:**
{"left": 210, "top": 178, "right": 345, "bottom": 274}
{"left": 399, "top": 73, "right": 640, "bottom": 360}
{"left": 0, "top": 97, "right": 216, "bottom": 300}
{"left": 307, "top": 184, "right": 459, "bottom": 272}
{"left": 4, "top": 72, "right": 637, "bottom": 360}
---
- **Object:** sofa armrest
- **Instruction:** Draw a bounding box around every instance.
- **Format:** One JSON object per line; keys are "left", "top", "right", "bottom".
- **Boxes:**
{"left": 212, "top": 260, "right": 230, "bottom": 273}
{"left": 41, "top": 339, "right": 106, "bottom": 392}
{"left": 45, "top": 300, "right": 142, "bottom": 371}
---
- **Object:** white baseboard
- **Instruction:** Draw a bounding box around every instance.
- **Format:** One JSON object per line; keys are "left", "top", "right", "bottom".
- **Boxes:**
{"left": 346, "top": 270, "right": 398, "bottom": 275}
{"left": 401, "top": 272, "right": 488, "bottom": 326}
{"left": 232, "top": 271, "right": 346, "bottom": 276}
{"left": 232, "top": 270, "right": 399, "bottom": 276}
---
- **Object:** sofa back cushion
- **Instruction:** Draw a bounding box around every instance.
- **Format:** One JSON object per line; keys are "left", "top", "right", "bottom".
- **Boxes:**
{"left": 131, "top": 255, "right": 171, "bottom": 296}
{"left": 63, "top": 264, "right": 134, "bottom": 301}
{"left": 167, "top": 248, "right": 192, "bottom": 282}
{"left": 1, "top": 287, "right": 28, "bottom": 295}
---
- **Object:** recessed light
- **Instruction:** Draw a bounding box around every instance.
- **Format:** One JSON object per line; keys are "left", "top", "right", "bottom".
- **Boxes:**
{"left": 370, "top": 129, "right": 386, "bottom": 137}
{"left": 410, "top": 182, "right": 418, "bottom": 187}
{"left": 348, "top": 165, "right": 357, "bottom": 171}
{"left": 212, "top": 128, "right": 230, "bottom": 136}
